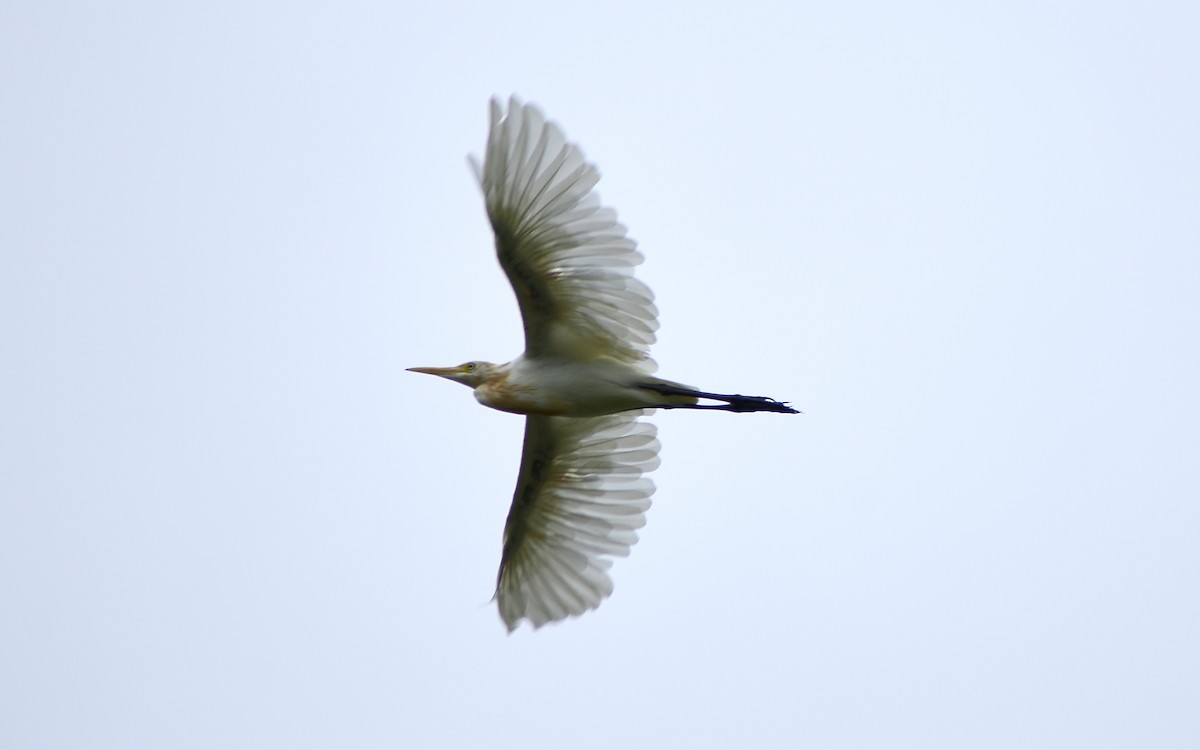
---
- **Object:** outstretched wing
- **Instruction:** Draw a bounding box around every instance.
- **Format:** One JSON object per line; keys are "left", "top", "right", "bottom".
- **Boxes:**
{"left": 496, "top": 411, "right": 660, "bottom": 631}
{"left": 471, "top": 96, "right": 659, "bottom": 374}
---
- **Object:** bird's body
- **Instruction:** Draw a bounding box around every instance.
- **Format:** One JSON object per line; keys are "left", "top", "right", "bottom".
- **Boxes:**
{"left": 409, "top": 97, "right": 798, "bottom": 632}
{"left": 414, "top": 357, "right": 701, "bottom": 416}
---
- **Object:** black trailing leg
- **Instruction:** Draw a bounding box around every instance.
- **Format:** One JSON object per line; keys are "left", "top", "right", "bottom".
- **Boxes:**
{"left": 641, "top": 383, "right": 800, "bottom": 414}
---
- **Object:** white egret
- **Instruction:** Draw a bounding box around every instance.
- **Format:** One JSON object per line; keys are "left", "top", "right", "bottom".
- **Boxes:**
{"left": 410, "top": 97, "right": 798, "bottom": 631}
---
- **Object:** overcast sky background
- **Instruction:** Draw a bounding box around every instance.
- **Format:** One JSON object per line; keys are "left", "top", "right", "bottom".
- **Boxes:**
{"left": 3, "top": 1, "right": 1198, "bottom": 748}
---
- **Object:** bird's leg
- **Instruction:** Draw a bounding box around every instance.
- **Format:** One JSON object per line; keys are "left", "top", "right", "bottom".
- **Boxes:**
{"left": 639, "top": 383, "right": 800, "bottom": 414}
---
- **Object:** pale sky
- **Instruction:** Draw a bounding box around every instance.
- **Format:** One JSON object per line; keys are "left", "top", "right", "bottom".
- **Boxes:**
{"left": 3, "top": 2, "right": 1198, "bottom": 748}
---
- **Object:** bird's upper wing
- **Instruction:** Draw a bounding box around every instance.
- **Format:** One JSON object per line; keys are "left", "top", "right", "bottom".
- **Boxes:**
{"left": 471, "top": 96, "right": 659, "bottom": 373}
{"left": 496, "top": 411, "right": 660, "bottom": 631}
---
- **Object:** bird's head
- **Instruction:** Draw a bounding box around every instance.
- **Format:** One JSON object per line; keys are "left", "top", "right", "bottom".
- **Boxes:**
{"left": 406, "top": 361, "right": 499, "bottom": 388}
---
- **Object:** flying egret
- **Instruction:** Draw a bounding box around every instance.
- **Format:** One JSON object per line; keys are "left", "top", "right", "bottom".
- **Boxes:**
{"left": 410, "top": 97, "right": 798, "bottom": 632}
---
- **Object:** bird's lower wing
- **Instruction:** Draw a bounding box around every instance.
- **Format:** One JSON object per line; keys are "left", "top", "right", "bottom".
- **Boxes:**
{"left": 496, "top": 411, "right": 660, "bottom": 631}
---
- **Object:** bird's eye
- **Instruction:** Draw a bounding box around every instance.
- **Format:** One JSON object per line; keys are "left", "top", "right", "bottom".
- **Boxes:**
{"left": 464, "top": 362, "right": 477, "bottom": 371}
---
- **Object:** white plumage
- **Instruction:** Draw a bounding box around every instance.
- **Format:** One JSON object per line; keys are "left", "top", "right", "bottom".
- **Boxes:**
{"left": 409, "top": 97, "right": 797, "bottom": 632}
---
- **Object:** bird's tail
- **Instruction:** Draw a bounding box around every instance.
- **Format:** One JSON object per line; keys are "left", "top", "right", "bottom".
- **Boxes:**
{"left": 639, "top": 381, "right": 800, "bottom": 414}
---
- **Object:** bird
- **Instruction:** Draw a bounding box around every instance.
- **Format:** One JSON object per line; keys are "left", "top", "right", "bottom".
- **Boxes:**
{"left": 409, "top": 96, "right": 798, "bottom": 632}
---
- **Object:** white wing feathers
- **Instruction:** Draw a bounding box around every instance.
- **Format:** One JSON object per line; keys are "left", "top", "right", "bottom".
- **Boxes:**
{"left": 497, "top": 411, "right": 660, "bottom": 631}
{"left": 472, "top": 96, "right": 659, "bottom": 373}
